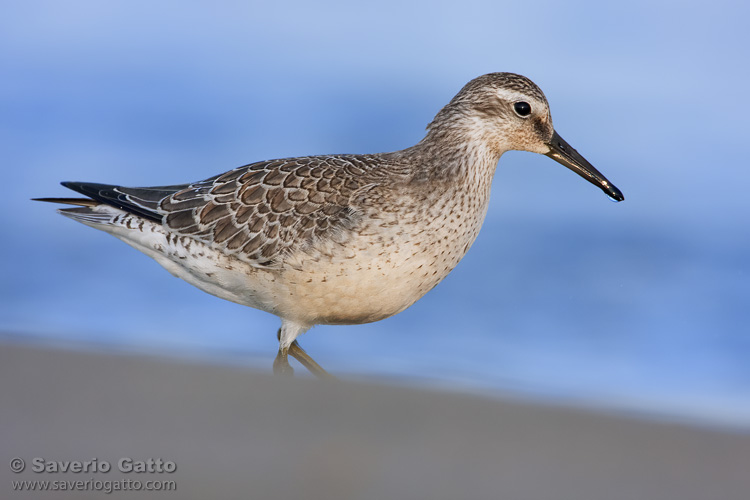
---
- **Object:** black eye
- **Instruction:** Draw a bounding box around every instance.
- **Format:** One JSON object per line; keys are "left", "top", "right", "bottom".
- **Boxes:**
{"left": 514, "top": 101, "right": 532, "bottom": 117}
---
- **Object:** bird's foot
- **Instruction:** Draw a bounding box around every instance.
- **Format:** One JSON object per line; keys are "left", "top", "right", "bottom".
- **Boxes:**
{"left": 273, "top": 348, "right": 294, "bottom": 377}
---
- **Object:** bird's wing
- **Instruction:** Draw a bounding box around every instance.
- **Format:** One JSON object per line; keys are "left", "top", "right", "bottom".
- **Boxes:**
{"left": 62, "top": 155, "right": 383, "bottom": 268}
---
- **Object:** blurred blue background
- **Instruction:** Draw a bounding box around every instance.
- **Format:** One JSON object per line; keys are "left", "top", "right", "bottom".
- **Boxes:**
{"left": 2, "top": 1, "right": 748, "bottom": 428}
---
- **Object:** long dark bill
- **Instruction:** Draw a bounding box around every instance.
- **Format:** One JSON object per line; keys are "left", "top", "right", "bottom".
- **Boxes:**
{"left": 545, "top": 131, "right": 624, "bottom": 202}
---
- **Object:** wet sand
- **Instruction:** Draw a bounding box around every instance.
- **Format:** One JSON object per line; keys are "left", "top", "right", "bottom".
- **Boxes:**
{"left": 2, "top": 341, "right": 749, "bottom": 499}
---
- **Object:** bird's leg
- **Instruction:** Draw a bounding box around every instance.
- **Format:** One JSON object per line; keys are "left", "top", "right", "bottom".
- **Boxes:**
{"left": 272, "top": 328, "right": 294, "bottom": 377}
{"left": 272, "top": 328, "right": 334, "bottom": 380}
{"left": 288, "top": 340, "right": 335, "bottom": 380}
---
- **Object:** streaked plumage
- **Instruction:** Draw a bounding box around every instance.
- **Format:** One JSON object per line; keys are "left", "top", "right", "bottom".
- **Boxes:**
{"left": 37, "top": 72, "right": 623, "bottom": 376}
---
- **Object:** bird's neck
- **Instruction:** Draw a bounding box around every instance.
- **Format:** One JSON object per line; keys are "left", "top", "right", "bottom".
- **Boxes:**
{"left": 407, "top": 120, "right": 507, "bottom": 186}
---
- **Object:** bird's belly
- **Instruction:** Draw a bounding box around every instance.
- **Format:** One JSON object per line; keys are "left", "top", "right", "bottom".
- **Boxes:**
{"left": 278, "top": 256, "right": 442, "bottom": 325}
{"left": 101, "top": 200, "right": 484, "bottom": 327}
{"left": 156, "top": 240, "right": 450, "bottom": 326}
{"left": 276, "top": 226, "right": 473, "bottom": 325}
{"left": 108, "top": 221, "right": 447, "bottom": 325}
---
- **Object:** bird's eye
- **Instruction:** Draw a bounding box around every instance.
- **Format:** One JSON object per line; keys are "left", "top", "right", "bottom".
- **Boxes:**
{"left": 513, "top": 101, "right": 532, "bottom": 117}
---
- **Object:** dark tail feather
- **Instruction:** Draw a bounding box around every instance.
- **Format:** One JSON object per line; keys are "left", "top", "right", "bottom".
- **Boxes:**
{"left": 37, "top": 181, "right": 194, "bottom": 223}
{"left": 32, "top": 197, "right": 99, "bottom": 207}
{"left": 52, "top": 181, "right": 164, "bottom": 222}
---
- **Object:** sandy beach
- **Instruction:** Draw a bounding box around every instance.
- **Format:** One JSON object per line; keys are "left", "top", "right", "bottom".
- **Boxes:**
{"left": 2, "top": 341, "right": 749, "bottom": 499}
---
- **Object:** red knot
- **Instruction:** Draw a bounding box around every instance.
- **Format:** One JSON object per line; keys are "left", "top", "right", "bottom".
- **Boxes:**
{"left": 36, "top": 73, "right": 623, "bottom": 377}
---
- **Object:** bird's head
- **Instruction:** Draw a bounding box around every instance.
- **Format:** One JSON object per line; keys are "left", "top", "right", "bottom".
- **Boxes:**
{"left": 426, "top": 72, "right": 623, "bottom": 201}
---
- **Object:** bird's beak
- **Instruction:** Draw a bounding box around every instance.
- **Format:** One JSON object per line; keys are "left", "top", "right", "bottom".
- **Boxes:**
{"left": 545, "top": 131, "right": 624, "bottom": 202}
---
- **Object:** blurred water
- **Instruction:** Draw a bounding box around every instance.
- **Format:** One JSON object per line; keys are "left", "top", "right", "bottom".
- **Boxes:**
{"left": 2, "top": 1, "right": 749, "bottom": 428}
